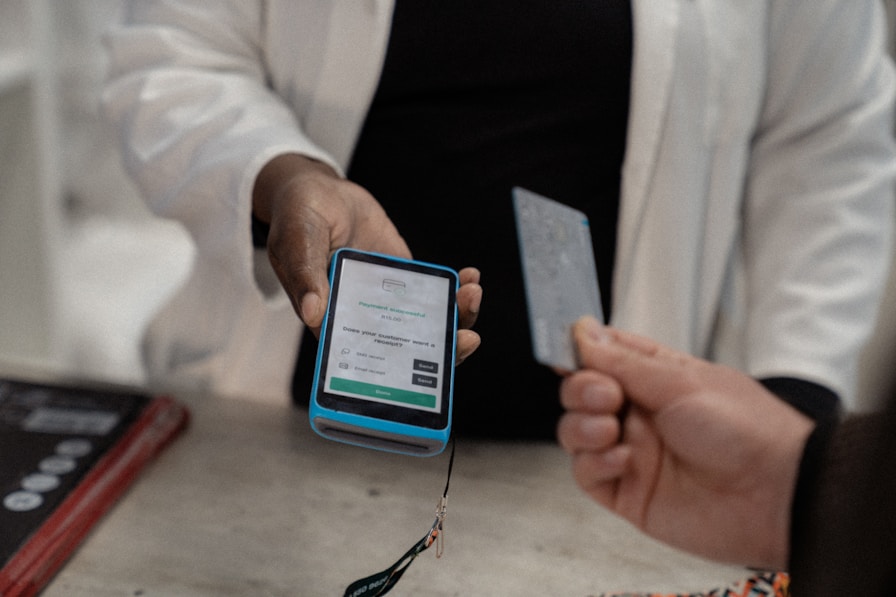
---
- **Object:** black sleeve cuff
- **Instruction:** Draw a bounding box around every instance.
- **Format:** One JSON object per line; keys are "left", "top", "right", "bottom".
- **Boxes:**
{"left": 759, "top": 377, "right": 841, "bottom": 422}
{"left": 786, "top": 406, "right": 896, "bottom": 592}
{"left": 788, "top": 413, "right": 837, "bottom": 574}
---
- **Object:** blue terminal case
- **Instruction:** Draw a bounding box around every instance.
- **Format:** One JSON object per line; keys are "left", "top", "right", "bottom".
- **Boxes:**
{"left": 309, "top": 249, "right": 458, "bottom": 456}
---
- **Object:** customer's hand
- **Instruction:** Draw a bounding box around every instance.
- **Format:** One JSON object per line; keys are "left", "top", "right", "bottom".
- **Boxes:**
{"left": 556, "top": 317, "right": 814, "bottom": 570}
{"left": 252, "top": 153, "right": 481, "bottom": 363}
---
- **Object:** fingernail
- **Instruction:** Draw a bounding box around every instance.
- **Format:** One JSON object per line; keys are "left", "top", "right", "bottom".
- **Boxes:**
{"left": 579, "top": 316, "right": 611, "bottom": 344}
{"left": 470, "top": 287, "right": 482, "bottom": 315}
{"left": 300, "top": 292, "right": 321, "bottom": 323}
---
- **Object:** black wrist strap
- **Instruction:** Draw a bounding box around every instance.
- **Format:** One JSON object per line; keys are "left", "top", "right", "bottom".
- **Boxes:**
{"left": 343, "top": 438, "right": 456, "bottom": 597}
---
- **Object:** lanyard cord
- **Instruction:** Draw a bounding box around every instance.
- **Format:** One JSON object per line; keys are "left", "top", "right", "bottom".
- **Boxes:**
{"left": 342, "top": 438, "right": 456, "bottom": 597}
{"left": 441, "top": 434, "right": 456, "bottom": 498}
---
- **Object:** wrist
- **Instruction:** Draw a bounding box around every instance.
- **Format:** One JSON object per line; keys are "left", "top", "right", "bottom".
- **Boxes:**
{"left": 252, "top": 153, "right": 339, "bottom": 223}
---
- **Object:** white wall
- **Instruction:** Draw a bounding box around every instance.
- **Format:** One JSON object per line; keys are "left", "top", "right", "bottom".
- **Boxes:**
{"left": 0, "top": 1, "right": 193, "bottom": 384}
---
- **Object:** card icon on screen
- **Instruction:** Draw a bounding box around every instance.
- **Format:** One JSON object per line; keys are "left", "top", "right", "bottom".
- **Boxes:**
{"left": 382, "top": 279, "right": 406, "bottom": 295}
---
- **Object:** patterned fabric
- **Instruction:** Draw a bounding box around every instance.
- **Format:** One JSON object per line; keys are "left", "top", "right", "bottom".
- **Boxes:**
{"left": 597, "top": 571, "right": 789, "bottom": 597}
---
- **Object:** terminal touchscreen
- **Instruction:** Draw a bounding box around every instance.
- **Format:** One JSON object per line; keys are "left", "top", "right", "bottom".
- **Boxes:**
{"left": 309, "top": 249, "right": 458, "bottom": 456}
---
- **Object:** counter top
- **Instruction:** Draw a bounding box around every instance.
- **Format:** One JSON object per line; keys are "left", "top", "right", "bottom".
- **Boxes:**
{"left": 41, "top": 391, "right": 749, "bottom": 596}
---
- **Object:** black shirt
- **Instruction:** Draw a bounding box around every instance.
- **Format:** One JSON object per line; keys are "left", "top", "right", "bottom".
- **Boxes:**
{"left": 293, "top": 0, "right": 633, "bottom": 438}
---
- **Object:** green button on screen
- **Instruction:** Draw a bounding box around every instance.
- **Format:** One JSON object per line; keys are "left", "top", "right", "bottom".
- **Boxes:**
{"left": 330, "top": 377, "right": 437, "bottom": 409}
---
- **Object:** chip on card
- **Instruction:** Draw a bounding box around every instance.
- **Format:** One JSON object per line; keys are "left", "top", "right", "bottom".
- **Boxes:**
{"left": 513, "top": 187, "right": 604, "bottom": 370}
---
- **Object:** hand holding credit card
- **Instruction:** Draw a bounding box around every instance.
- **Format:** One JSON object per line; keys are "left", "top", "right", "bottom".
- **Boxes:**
{"left": 513, "top": 187, "right": 604, "bottom": 371}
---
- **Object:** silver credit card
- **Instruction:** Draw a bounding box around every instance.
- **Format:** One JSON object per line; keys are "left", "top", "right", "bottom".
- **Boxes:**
{"left": 513, "top": 187, "right": 604, "bottom": 370}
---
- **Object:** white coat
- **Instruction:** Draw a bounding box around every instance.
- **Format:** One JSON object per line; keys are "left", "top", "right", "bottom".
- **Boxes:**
{"left": 103, "top": 0, "right": 896, "bottom": 406}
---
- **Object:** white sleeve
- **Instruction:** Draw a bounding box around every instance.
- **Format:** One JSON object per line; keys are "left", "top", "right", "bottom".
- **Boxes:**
{"left": 101, "top": 0, "right": 339, "bottom": 299}
{"left": 742, "top": 0, "right": 896, "bottom": 400}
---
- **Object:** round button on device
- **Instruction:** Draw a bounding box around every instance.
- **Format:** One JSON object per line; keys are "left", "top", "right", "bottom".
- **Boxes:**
{"left": 4, "top": 490, "right": 44, "bottom": 512}
{"left": 22, "top": 473, "right": 61, "bottom": 493}
{"left": 56, "top": 438, "right": 93, "bottom": 458}
{"left": 39, "top": 455, "right": 77, "bottom": 475}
